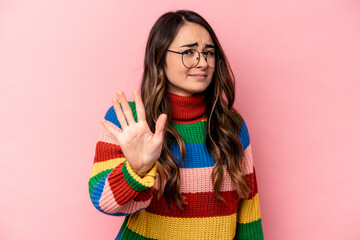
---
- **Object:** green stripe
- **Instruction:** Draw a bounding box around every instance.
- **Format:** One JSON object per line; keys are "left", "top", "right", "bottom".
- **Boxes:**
{"left": 88, "top": 169, "right": 113, "bottom": 197}
{"left": 234, "top": 218, "right": 264, "bottom": 240}
{"left": 231, "top": 114, "right": 241, "bottom": 134}
{"left": 170, "top": 120, "right": 207, "bottom": 144}
{"left": 122, "top": 161, "right": 148, "bottom": 192}
{"left": 128, "top": 102, "right": 138, "bottom": 122}
{"left": 129, "top": 100, "right": 208, "bottom": 144}
{"left": 128, "top": 102, "right": 240, "bottom": 142}
{"left": 120, "top": 101, "right": 138, "bottom": 122}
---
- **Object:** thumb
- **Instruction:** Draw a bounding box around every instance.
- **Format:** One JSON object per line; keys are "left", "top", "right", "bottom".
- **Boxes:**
{"left": 154, "top": 113, "right": 167, "bottom": 142}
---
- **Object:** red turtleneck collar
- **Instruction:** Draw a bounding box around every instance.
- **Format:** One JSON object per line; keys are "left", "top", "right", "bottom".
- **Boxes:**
{"left": 167, "top": 91, "right": 207, "bottom": 124}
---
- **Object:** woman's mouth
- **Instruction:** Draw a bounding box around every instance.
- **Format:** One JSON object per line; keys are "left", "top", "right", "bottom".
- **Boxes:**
{"left": 189, "top": 74, "right": 207, "bottom": 80}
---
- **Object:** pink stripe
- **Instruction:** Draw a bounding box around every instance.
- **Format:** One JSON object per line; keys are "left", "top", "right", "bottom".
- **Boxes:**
{"left": 153, "top": 146, "right": 255, "bottom": 193}
{"left": 242, "top": 144, "right": 255, "bottom": 175}
{"left": 98, "top": 123, "right": 122, "bottom": 145}
{"left": 154, "top": 166, "right": 234, "bottom": 193}
{"left": 99, "top": 179, "right": 151, "bottom": 214}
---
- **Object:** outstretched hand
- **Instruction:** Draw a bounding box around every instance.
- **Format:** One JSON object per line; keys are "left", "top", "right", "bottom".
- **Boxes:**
{"left": 101, "top": 90, "right": 167, "bottom": 176}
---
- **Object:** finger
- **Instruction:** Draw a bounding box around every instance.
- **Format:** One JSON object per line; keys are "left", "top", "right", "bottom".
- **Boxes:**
{"left": 112, "top": 96, "right": 128, "bottom": 130}
{"left": 153, "top": 113, "right": 167, "bottom": 143}
{"left": 101, "top": 118, "right": 122, "bottom": 137}
{"left": 133, "top": 90, "right": 146, "bottom": 122}
{"left": 117, "top": 91, "right": 136, "bottom": 125}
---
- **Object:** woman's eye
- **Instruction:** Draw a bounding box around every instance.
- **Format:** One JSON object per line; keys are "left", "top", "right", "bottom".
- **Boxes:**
{"left": 183, "top": 49, "right": 195, "bottom": 55}
{"left": 204, "top": 51, "right": 215, "bottom": 56}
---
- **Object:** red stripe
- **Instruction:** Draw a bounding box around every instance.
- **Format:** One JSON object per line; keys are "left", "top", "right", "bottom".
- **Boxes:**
{"left": 167, "top": 91, "right": 206, "bottom": 121}
{"left": 94, "top": 141, "right": 125, "bottom": 163}
{"left": 171, "top": 117, "right": 206, "bottom": 124}
{"left": 133, "top": 188, "right": 153, "bottom": 202}
{"left": 146, "top": 190, "right": 240, "bottom": 218}
{"left": 246, "top": 168, "right": 258, "bottom": 199}
{"left": 106, "top": 164, "right": 144, "bottom": 205}
{"left": 107, "top": 164, "right": 153, "bottom": 205}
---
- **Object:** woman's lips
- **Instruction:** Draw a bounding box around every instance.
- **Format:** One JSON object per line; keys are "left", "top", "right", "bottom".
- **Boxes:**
{"left": 189, "top": 74, "right": 207, "bottom": 80}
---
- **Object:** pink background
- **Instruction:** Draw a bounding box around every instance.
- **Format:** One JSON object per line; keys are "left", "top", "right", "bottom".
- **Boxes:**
{"left": 1, "top": 0, "right": 359, "bottom": 239}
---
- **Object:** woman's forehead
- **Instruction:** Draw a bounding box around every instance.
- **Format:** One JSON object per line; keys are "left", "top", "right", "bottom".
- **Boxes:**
{"left": 171, "top": 23, "right": 214, "bottom": 48}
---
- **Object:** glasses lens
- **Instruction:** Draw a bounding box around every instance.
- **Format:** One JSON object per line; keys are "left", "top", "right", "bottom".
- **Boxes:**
{"left": 205, "top": 50, "right": 216, "bottom": 69}
{"left": 182, "top": 49, "right": 199, "bottom": 69}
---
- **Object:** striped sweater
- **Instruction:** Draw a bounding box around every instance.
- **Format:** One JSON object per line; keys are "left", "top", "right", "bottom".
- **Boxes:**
{"left": 88, "top": 92, "right": 264, "bottom": 240}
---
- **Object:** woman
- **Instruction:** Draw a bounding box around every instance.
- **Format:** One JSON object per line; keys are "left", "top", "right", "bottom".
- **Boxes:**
{"left": 88, "top": 10, "right": 264, "bottom": 240}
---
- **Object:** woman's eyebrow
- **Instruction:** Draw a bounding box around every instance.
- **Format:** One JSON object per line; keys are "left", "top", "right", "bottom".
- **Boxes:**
{"left": 180, "top": 42, "right": 215, "bottom": 48}
{"left": 180, "top": 42, "right": 198, "bottom": 48}
{"left": 205, "top": 44, "right": 215, "bottom": 48}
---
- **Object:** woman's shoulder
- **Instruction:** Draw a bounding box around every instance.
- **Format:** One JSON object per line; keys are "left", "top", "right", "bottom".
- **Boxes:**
{"left": 103, "top": 101, "right": 138, "bottom": 128}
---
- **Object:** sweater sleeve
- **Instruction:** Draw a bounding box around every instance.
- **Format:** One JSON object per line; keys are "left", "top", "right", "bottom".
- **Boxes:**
{"left": 88, "top": 103, "right": 157, "bottom": 216}
{"left": 235, "top": 119, "right": 264, "bottom": 239}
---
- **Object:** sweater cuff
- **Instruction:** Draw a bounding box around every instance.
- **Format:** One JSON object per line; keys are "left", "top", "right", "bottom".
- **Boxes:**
{"left": 122, "top": 161, "right": 157, "bottom": 191}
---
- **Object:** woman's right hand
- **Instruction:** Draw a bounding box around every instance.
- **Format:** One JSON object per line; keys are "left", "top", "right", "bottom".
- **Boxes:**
{"left": 101, "top": 90, "right": 167, "bottom": 176}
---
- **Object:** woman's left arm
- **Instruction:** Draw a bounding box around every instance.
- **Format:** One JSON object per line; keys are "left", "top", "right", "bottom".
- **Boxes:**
{"left": 235, "top": 119, "right": 264, "bottom": 240}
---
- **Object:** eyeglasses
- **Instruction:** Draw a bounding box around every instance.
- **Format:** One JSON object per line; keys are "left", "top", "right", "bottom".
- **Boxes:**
{"left": 166, "top": 49, "right": 218, "bottom": 69}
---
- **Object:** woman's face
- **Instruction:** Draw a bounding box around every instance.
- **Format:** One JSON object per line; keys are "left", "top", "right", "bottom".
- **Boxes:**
{"left": 164, "top": 22, "right": 215, "bottom": 97}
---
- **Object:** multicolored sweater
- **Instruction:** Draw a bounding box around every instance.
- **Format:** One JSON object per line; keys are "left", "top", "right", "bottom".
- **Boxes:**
{"left": 88, "top": 92, "right": 264, "bottom": 240}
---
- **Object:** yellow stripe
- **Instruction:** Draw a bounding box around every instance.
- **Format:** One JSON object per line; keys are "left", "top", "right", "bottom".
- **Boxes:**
{"left": 89, "top": 158, "right": 126, "bottom": 178}
{"left": 124, "top": 161, "right": 157, "bottom": 188}
{"left": 127, "top": 210, "right": 237, "bottom": 240}
{"left": 237, "top": 193, "right": 261, "bottom": 224}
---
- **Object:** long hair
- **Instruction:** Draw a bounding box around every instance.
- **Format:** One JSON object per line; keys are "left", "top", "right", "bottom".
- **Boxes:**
{"left": 140, "top": 10, "right": 251, "bottom": 209}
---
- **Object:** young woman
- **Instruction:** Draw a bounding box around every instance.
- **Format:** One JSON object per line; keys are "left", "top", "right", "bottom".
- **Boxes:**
{"left": 88, "top": 10, "right": 264, "bottom": 240}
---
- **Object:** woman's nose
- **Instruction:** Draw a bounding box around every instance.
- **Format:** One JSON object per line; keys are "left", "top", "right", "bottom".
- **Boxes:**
{"left": 196, "top": 53, "right": 208, "bottom": 68}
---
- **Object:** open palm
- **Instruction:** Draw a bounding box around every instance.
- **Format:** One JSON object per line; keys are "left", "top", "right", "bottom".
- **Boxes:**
{"left": 101, "top": 90, "right": 167, "bottom": 176}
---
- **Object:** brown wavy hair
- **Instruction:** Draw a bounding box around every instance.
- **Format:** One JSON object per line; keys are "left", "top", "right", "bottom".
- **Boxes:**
{"left": 140, "top": 10, "right": 251, "bottom": 209}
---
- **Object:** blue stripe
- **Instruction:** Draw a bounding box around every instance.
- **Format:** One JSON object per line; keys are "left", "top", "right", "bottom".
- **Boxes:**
{"left": 91, "top": 172, "right": 129, "bottom": 217}
{"left": 105, "top": 106, "right": 122, "bottom": 129}
{"left": 104, "top": 102, "right": 138, "bottom": 130}
{"left": 170, "top": 143, "right": 215, "bottom": 168}
{"left": 170, "top": 120, "right": 252, "bottom": 169}
{"left": 115, "top": 229, "right": 121, "bottom": 240}
{"left": 238, "top": 119, "right": 250, "bottom": 150}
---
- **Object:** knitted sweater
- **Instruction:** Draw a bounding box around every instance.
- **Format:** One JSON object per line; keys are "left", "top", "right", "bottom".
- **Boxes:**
{"left": 88, "top": 92, "right": 264, "bottom": 240}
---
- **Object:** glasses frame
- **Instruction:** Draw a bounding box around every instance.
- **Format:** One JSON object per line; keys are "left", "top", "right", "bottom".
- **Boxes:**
{"left": 166, "top": 49, "right": 220, "bottom": 69}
